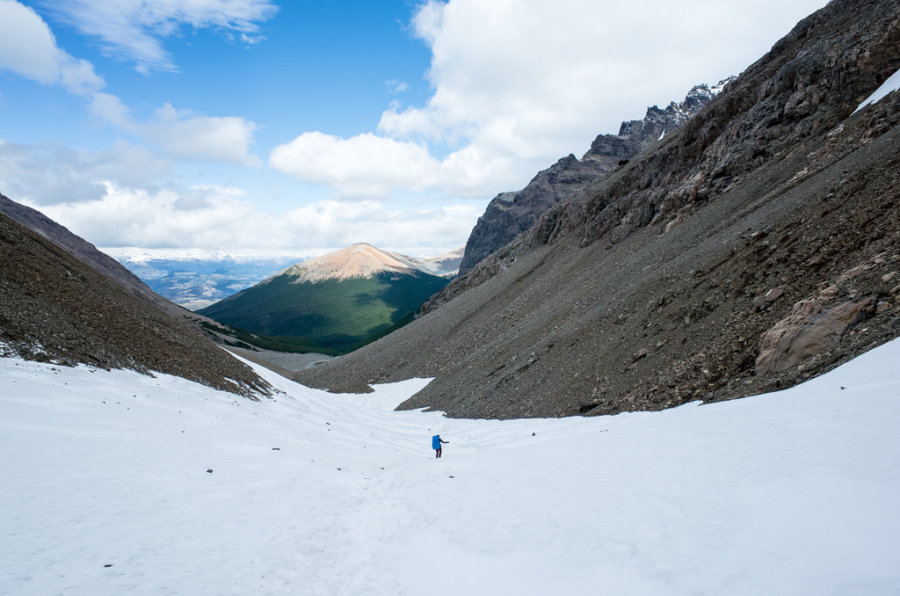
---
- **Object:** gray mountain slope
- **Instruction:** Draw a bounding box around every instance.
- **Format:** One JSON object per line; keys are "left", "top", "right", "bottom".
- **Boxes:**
{"left": 295, "top": 0, "right": 900, "bottom": 418}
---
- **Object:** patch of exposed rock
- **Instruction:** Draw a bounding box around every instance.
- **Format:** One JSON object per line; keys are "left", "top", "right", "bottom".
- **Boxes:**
{"left": 756, "top": 257, "right": 898, "bottom": 375}
{"left": 279, "top": 243, "right": 429, "bottom": 282}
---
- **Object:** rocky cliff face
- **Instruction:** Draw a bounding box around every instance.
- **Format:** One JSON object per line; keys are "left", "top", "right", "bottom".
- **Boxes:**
{"left": 295, "top": 0, "right": 900, "bottom": 418}
{"left": 457, "top": 83, "right": 726, "bottom": 274}
{"left": 0, "top": 203, "right": 271, "bottom": 398}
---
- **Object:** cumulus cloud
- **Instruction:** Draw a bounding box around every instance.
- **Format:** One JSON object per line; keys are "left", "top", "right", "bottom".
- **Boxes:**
{"left": 0, "top": 139, "right": 173, "bottom": 205}
{"left": 269, "top": 132, "right": 441, "bottom": 197}
{"left": 36, "top": 183, "right": 257, "bottom": 248}
{"left": 0, "top": 0, "right": 104, "bottom": 95}
{"left": 88, "top": 94, "right": 260, "bottom": 165}
{"left": 386, "top": 0, "right": 831, "bottom": 148}
{"left": 38, "top": 0, "right": 278, "bottom": 73}
{"left": 31, "top": 181, "right": 481, "bottom": 255}
{"left": 146, "top": 103, "right": 260, "bottom": 166}
{"left": 1, "top": 136, "right": 479, "bottom": 254}
{"left": 270, "top": 0, "right": 828, "bottom": 202}
{"left": 277, "top": 199, "right": 480, "bottom": 254}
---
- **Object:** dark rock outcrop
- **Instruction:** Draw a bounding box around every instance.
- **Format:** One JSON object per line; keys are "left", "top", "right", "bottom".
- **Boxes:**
{"left": 457, "top": 83, "right": 724, "bottom": 275}
{"left": 296, "top": 0, "right": 900, "bottom": 419}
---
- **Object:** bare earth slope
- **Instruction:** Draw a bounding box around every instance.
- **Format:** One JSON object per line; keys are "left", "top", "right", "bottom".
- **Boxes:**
{"left": 0, "top": 193, "right": 176, "bottom": 314}
{"left": 295, "top": 0, "right": 900, "bottom": 418}
{"left": 0, "top": 211, "right": 271, "bottom": 398}
{"left": 279, "top": 243, "right": 430, "bottom": 282}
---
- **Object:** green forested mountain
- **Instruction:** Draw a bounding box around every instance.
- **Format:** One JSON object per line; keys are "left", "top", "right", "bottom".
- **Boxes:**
{"left": 198, "top": 244, "right": 449, "bottom": 355}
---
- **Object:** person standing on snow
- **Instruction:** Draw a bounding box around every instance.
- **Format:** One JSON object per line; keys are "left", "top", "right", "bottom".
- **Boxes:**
{"left": 432, "top": 434, "right": 448, "bottom": 458}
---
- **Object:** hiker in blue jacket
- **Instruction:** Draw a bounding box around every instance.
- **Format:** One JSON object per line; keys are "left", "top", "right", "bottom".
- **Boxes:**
{"left": 432, "top": 434, "right": 448, "bottom": 458}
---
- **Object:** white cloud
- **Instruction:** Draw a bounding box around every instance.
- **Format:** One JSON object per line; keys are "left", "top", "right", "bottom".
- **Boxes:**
{"left": 31, "top": 181, "right": 481, "bottom": 256}
{"left": 89, "top": 92, "right": 133, "bottom": 129}
{"left": 0, "top": 139, "right": 173, "bottom": 205}
{"left": 0, "top": 0, "right": 104, "bottom": 95}
{"left": 147, "top": 103, "right": 260, "bottom": 166}
{"left": 2, "top": 135, "right": 479, "bottom": 254}
{"left": 386, "top": 79, "right": 410, "bottom": 94}
{"left": 376, "top": 0, "right": 830, "bottom": 196}
{"left": 278, "top": 199, "right": 480, "bottom": 254}
{"left": 35, "top": 183, "right": 251, "bottom": 248}
{"left": 39, "top": 0, "right": 279, "bottom": 73}
{"left": 269, "top": 0, "right": 828, "bottom": 203}
{"left": 88, "top": 95, "right": 260, "bottom": 165}
{"left": 269, "top": 132, "right": 441, "bottom": 197}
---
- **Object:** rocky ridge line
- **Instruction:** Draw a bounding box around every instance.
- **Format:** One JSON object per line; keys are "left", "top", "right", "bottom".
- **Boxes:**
{"left": 456, "top": 82, "right": 729, "bottom": 276}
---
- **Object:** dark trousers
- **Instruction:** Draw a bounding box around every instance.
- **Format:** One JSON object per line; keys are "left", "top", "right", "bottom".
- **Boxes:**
{"left": 435, "top": 448, "right": 442, "bottom": 458}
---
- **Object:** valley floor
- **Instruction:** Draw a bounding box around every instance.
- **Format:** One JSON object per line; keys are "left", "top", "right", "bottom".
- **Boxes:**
{"left": 1, "top": 340, "right": 899, "bottom": 595}
{"left": 225, "top": 345, "right": 332, "bottom": 375}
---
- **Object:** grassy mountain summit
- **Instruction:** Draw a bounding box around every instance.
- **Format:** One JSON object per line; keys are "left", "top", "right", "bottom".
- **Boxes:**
{"left": 197, "top": 243, "right": 450, "bottom": 355}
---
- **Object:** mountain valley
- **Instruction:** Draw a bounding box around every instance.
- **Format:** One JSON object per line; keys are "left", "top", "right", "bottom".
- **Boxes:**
{"left": 5, "top": 1, "right": 900, "bottom": 594}
{"left": 116, "top": 254, "right": 307, "bottom": 311}
{"left": 0, "top": 0, "right": 896, "bottom": 421}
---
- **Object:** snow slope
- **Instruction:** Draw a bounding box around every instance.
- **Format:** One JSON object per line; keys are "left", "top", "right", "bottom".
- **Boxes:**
{"left": 2, "top": 339, "right": 899, "bottom": 595}
{"left": 854, "top": 66, "right": 900, "bottom": 113}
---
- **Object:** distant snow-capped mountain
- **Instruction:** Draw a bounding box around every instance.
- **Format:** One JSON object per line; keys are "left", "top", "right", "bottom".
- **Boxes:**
{"left": 116, "top": 254, "right": 306, "bottom": 311}
{"left": 419, "top": 246, "right": 465, "bottom": 277}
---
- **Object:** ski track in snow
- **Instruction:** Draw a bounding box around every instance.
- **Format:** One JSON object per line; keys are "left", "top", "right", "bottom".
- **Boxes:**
{"left": 2, "top": 339, "right": 900, "bottom": 595}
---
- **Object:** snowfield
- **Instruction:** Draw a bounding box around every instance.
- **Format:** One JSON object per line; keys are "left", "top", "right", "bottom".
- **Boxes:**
{"left": 2, "top": 340, "right": 899, "bottom": 596}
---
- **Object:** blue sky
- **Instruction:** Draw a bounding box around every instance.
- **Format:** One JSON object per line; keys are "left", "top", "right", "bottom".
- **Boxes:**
{"left": 0, "top": 0, "right": 828, "bottom": 258}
